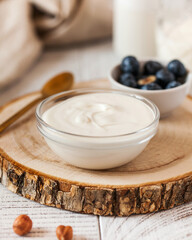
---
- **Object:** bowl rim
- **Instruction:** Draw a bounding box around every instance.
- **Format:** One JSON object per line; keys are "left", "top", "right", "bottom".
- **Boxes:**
{"left": 36, "top": 88, "right": 160, "bottom": 139}
{"left": 109, "top": 63, "right": 191, "bottom": 94}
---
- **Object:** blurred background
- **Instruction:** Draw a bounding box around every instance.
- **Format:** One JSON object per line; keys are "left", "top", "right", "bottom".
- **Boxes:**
{"left": 0, "top": 0, "right": 191, "bottom": 105}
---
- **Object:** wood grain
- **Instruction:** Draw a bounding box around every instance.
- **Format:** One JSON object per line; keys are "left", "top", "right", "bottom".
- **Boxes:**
{"left": 100, "top": 202, "right": 192, "bottom": 240}
{"left": 1, "top": 79, "right": 192, "bottom": 217}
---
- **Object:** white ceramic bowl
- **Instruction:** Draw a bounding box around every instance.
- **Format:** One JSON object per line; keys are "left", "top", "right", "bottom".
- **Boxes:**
{"left": 108, "top": 62, "right": 192, "bottom": 117}
{"left": 36, "top": 89, "right": 159, "bottom": 170}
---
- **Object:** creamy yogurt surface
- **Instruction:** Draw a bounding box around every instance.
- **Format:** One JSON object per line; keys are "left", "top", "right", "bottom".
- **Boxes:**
{"left": 42, "top": 93, "right": 154, "bottom": 137}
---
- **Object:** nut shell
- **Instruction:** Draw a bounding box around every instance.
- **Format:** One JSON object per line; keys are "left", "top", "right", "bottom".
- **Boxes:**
{"left": 13, "top": 215, "right": 32, "bottom": 236}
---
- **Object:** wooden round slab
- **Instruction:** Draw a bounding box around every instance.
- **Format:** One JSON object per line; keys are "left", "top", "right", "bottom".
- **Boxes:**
{"left": 1, "top": 79, "right": 192, "bottom": 216}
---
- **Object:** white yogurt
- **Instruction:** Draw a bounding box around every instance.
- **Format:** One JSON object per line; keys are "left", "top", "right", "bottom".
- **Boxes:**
{"left": 42, "top": 93, "right": 155, "bottom": 137}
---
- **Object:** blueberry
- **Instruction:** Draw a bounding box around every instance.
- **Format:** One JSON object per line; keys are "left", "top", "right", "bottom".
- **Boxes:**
{"left": 143, "top": 61, "right": 163, "bottom": 75}
{"left": 119, "top": 72, "right": 135, "bottom": 83}
{"left": 121, "top": 56, "right": 139, "bottom": 75}
{"left": 156, "top": 69, "right": 175, "bottom": 88}
{"left": 177, "top": 76, "right": 186, "bottom": 84}
{"left": 165, "top": 81, "right": 181, "bottom": 89}
{"left": 167, "top": 59, "right": 187, "bottom": 77}
{"left": 141, "top": 82, "right": 162, "bottom": 90}
{"left": 118, "top": 73, "right": 137, "bottom": 88}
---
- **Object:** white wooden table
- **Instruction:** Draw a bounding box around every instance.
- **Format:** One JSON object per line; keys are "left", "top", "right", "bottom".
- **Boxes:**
{"left": 1, "top": 41, "right": 192, "bottom": 240}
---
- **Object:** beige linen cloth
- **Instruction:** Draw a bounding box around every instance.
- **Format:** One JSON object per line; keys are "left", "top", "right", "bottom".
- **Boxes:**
{"left": 0, "top": 0, "right": 112, "bottom": 88}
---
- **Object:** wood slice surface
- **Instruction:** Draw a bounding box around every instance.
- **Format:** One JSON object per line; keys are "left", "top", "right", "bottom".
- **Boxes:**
{"left": 1, "top": 79, "right": 192, "bottom": 216}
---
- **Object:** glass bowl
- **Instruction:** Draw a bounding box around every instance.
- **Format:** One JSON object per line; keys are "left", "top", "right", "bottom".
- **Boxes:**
{"left": 36, "top": 89, "right": 159, "bottom": 170}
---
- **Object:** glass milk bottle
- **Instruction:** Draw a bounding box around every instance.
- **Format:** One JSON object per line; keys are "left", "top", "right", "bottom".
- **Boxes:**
{"left": 113, "top": 0, "right": 158, "bottom": 58}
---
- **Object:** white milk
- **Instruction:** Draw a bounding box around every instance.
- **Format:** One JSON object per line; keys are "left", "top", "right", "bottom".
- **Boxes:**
{"left": 113, "top": 0, "right": 158, "bottom": 58}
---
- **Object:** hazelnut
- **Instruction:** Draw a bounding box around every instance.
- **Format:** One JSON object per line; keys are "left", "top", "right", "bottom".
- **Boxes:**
{"left": 13, "top": 214, "right": 32, "bottom": 236}
{"left": 56, "top": 225, "right": 73, "bottom": 240}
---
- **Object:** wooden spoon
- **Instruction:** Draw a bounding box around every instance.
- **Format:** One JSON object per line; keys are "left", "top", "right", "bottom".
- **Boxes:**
{"left": 0, "top": 72, "right": 74, "bottom": 133}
